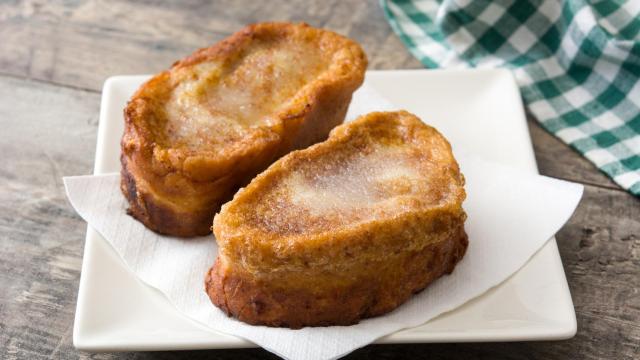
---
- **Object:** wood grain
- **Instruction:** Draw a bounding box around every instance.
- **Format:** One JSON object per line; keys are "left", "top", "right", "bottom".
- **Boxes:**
{"left": 0, "top": 0, "right": 638, "bottom": 359}
{"left": 0, "top": 0, "right": 421, "bottom": 91}
{"left": 0, "top": 75, "right": 98, "bottom": 359}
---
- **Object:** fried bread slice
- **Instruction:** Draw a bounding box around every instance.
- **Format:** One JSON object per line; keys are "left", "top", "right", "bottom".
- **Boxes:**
{"left": 206, "top": 110, "right": 468, "bottom": 328}
{"left": 121, "top": 22, "right": 367, "bottom": 236}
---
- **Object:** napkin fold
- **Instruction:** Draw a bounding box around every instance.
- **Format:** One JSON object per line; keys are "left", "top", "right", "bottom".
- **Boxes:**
{"left": 65, "top": 85, "right": 583, "bottom": 359}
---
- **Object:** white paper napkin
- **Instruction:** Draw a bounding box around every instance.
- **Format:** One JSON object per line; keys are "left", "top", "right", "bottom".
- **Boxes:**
{"left": 64, "top": 87, "right": 583, "bottom": 360}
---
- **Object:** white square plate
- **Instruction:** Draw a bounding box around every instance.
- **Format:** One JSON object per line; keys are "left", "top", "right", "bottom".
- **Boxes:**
{"left": 73, "top": 69, "right": 576, "bottom": 351}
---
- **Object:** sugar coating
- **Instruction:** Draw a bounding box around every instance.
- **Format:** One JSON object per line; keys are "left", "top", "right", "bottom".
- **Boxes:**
{"left": 164, "top": 41, "right": 327, "bottom": 149}
{"left": 250, "top": 143, "right": 448, "bottom": 235}
{"left": 288, "top": 147, "right": 420, "bottom": 214}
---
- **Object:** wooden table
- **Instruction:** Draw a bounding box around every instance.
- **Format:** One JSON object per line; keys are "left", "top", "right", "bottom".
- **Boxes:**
{"left": 1, "top": 1, "right": 638, "bottom": 359}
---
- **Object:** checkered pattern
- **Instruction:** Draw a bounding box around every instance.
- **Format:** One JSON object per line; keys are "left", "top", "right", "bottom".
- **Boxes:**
{"left": 381, "top": 0, "right": 640, "bottom": 196}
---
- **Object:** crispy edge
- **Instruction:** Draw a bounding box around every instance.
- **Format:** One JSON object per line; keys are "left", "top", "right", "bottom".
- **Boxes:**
{"left": 205, "top": 225, "right": 468, "bottom": 328}
{"left": 120, "top": 154, "right": 216, "bottom": 236}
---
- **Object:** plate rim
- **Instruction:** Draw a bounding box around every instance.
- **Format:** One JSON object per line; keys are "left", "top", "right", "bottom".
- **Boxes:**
{"left": 73, "top": 68, "right": 576, "bottom": 351}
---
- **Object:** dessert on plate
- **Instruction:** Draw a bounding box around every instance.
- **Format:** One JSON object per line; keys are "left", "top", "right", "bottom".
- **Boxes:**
{"left": 206, "top": 110, "right": 468, "bottom": 328}
{"left": 121, "top": 22, "right": 367, "bottom": 236}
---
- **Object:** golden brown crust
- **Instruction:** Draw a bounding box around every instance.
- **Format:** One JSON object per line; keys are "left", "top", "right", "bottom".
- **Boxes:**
{"left": 121, "top": 22, "right": 367, "bottom": 236}
{"left": 206, "top": 225, "right": 467, "bottom": 328}
{"left": 207, "top": 111, "right": 468, "bottom": 327}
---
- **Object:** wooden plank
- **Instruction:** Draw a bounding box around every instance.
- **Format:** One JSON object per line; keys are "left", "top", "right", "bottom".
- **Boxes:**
{"left": 0, "top": 75, "right": 98, "bottom": 358}
{"left": 0, "top": 0, "right": 421, "bottom": 91}
{"left": 1, "top": 73, "right": 639, "bottom": 359}
{"left": 0, "top": 0, "right": 623, "bottom": 191}
{"left": 1, "top": 0, "right": 638, "bottom": 358}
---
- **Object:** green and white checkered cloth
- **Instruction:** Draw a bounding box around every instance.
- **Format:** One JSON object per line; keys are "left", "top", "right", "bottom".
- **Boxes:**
{"left": 381, "top": 0, "right": 640, "bottom": 196}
